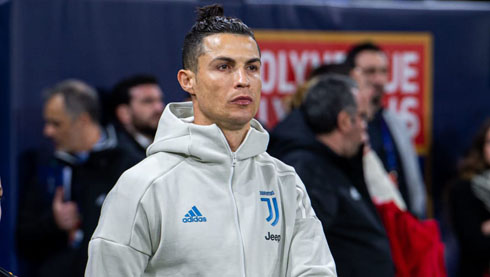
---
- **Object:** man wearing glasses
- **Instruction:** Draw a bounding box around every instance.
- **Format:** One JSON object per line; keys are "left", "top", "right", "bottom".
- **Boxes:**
{"left": 345, "top": 42, "right": 427, "bottom": 219}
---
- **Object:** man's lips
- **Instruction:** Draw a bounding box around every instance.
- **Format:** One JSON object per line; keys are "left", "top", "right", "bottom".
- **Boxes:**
{"left": 231, "top": 96, "right": 253, "bottom": 105}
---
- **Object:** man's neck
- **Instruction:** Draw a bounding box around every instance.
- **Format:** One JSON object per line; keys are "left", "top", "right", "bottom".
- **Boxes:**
{"left": 80, "top": 123, "right": 102, "bottom": 152}
{"left": 124, "top": 125, "right": 153, "bottom": 142}
{"left": 316, "top": 131, "right": 346, "bottom": 157}
{"left": 133, "top": 132, "right": 153, "bottom": 148}
{"left": 221, "top": 124, "right": 250, "bottom": 152}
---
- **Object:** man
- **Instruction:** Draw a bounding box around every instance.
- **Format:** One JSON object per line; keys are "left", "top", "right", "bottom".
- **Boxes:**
{"left": 16, "top": 80, "right": 139, "bottom": 277}
{"left": 269, "top": 75, "right": 395, "bottom": 276}
{"left": 86, "top": 4, "right": 336, "bottom": 276}
{"left": 345, "top": 42, "right": 427, "bottom": 218}
{"left": 111, "top": 75, "right": 165, "bottom": 161}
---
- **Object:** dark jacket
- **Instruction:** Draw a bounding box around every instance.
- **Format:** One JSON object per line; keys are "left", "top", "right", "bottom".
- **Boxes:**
{"left": 450, "top": 178, "right": 490, "bottom": 277}
{"left": 269, "top": 109, "right": 395, "bottom": 277}
{"left": 114, "top": 123, "right": 148, "bottom": 162}
{"left": 16, "top": 129, "right": 140, "bottom": 277}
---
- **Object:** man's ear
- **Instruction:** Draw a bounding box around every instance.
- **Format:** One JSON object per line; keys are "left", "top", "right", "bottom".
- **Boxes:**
{"left": 75, "top": 112, "right": 94, "bottom": 127}
{"left": 115, "top": 104, "right": 131, "bottom": 125}
{"left": 337, "top": 110, "right": 353, "bottom": 133}
{"left": 177, "top": 69, "right": 196, "bottom": 96}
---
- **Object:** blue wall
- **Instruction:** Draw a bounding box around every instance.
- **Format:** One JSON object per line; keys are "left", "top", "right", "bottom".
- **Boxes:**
{"left": 0, "top": 0, "right": 13, "bottom": 271}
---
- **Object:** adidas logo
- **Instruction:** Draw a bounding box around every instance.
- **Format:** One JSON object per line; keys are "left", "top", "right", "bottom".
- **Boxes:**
{"left": 182, "top": 206, "right": 207, "bottom": 223}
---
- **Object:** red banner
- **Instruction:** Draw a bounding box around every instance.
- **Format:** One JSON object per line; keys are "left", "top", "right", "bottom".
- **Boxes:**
{"left": 255, "top": 31, "right": 432, "bottom": 154}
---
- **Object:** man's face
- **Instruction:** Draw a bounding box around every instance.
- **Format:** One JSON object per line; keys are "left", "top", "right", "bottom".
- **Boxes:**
{"left": 43, "top": 95, "right": 83, "bottom": 152}
{"left": 128, "top": 84, "right": 164, "bottom": 136}
{"left": 344, "top": 102, "right": 367, "bottom": 157}
{"left": 352, "top": 50, "right": 388, "bottom": 112}
{"left": 353, "top": 87, "right": 370, "bottom": 144}
{"left": 186, "top": 33, "right": 261, "bottom": 130}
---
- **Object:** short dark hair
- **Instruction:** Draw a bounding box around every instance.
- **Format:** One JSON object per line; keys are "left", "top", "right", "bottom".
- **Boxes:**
{"left": 182, "top": 4, "right": 257, "bottom": 72}
{"left": 302, "top": 75, "right": 357, "bottom": 135}
{"left": 44, "top": 79, "right": 101, "bottom": 123}
{"left": 111, "top": 74, "right": 159, "bottom": 108}
{"left": 307, "top": 63, "right": 352, "bottom": 81}
{"left": 344, "top": 42, "right": 384, "bottom": 70}
{"left": 459, "top": 118, "right": 490, "bottom": 179}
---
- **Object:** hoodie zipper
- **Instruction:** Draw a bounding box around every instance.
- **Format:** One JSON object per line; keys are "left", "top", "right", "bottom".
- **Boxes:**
{"left": 228, "top": 152, "right": 246, "bottom": 277}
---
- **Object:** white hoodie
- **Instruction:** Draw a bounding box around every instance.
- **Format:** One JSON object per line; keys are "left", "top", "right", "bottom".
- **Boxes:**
{"left": 86, "top": 102, "right": 336, "bottom": 277}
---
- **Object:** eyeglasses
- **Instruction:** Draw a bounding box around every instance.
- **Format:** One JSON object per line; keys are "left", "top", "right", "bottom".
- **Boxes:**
{"left": 357, "top": 66, "right": 388, "bottom": 76}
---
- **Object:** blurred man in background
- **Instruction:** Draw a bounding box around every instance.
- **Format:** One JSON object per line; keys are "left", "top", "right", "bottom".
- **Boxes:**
{"left": 269, "top": 75, "right": 394, "bottom": 276}
{"left": 111, "top": 75, "right": 165, "bottom": 161}
{"left": 346, "top": 42, "right": 427, "bottom": 218}
{"left": 16, "top": 80, "right": 139, "bottom": 277}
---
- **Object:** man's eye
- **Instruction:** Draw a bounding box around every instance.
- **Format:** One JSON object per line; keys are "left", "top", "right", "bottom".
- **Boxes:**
{"left": 47, "top": 121, "right": 60, "bottom": 128}
{"left": 247, "top": 65, "right": 258, "bottom": 71}
{"left": 217, "top": 64, "right": 229, "bottom": 70}
{"left": 363, "top": 68, "right": 377, "bottom": 75}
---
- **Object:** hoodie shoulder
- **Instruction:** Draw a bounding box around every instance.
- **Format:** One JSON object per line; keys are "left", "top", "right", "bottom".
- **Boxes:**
{"left": 119, "top": 152, "right": 185, "bottom": 193}
{"left": 256, "top": 152, "right": 297, "bottom": 176}
{"left": 91, "top": 152, "right": 185, "bottom": 245}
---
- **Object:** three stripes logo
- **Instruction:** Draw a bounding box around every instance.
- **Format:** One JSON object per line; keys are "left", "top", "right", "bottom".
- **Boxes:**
{"left": 260, "top": 191, "right": 279, "bottom": 226}
{"left": 182, "top": 206, "right": 207, "bottom": 223}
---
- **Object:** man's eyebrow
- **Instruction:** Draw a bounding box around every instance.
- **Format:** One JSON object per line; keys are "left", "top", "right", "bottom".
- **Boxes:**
{"left": 212, "top": 57, "right": 235, "bottom": 63}
{"left": 246, "top": 57, "right": 261, "bottom": 64}
{"left": 211, "top": 57, "right": 261, "bottom": 64}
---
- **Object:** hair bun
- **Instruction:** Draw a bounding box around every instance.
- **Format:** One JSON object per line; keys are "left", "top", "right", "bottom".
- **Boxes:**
{"left": 196, "top": 4, "right": 224, "bottom": 22}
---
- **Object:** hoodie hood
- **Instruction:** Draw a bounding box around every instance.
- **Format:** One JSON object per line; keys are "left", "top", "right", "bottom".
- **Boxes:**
{"left": 147, "top": 102, "right": 269, "bottom": 164}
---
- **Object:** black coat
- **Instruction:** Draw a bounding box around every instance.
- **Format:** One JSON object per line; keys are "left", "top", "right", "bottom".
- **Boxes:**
{"left": 114, "top": 123, "right": 148, "bottom": 162}
{"left": 268, "top": 109, "right": 395, "bottom": 277}
{"left": 450, "top": 178, "right": 490, "bottom": 277}
{"left": 16, "top": 144, "right": 139, "bottom": 277}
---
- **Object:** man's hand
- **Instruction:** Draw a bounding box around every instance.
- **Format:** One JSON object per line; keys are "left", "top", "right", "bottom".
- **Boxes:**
{"left": 52, "top": 187, "right": 80, "bottom": 231}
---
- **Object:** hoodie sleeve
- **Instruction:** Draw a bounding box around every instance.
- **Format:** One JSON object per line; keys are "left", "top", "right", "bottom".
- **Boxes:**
{"left": 287, "top": 175, "right": 337, "bottom": 277}
{"left": 85, "top": 171, "right": 153, "bottom": 276}
{"left": 86, "top": 238, "right": 149, "bottom": 276}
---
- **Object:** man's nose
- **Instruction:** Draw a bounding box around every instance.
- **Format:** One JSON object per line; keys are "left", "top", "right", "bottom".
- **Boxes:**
{"left": 43, "top": 124, "right": 54, "bottom": 138}
{"left": 235, "top": 68, "right": 250, "bottom": 88}
{"left": 373, "top": 71, "right": 388, "bottom": 86}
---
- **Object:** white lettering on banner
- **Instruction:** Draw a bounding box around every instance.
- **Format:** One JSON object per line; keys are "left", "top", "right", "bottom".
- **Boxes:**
{"left": 260, "top": 48, "right": 422, "bottom": 135}
{"left": 258, "top": 97, "right": 286, "bottom": 126}
{"left": 261, "top": 50, "right": 276, "bottom": 93}
{"left": 278, "top": 51, "right": 295, "bottom": 93}
{"left": 322, "top": 51, "right": 345, "bottom": 64}
{"left": 402, "top": 52, "right": 419, "bottom": 93}
{"left": 261, "top": 50, "right": 347, "bottom": 94}
{"left": 259, "top": 98, "right": 268, "bottom": 124}
{"left": 309, "top": 51, "right": 321, "bottom": 69}
{"left": 289, "top": 50, "right": 310, "bottom": 85}
{"left": 273, "top": 98, "right": 286, "bottom": 122}
{"left": 386, "top": 51, "right": 420, "bottom": 94}
{"left": 387, "top": 97, "right": 420, "bottom": 138}
{"left": 384, "top": 51, "right": 422, "bottom": 140}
